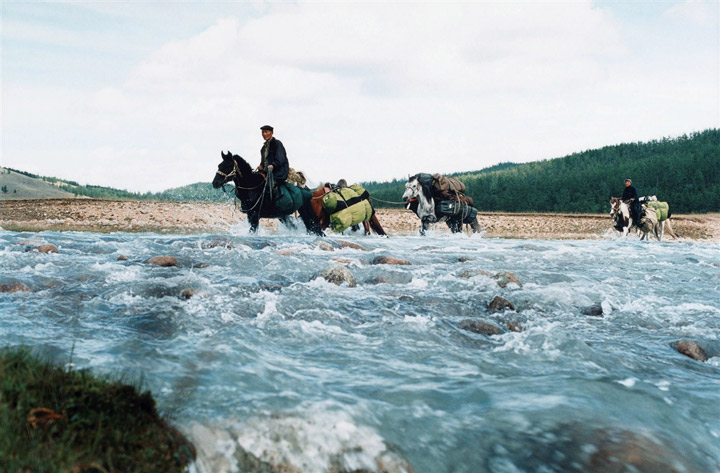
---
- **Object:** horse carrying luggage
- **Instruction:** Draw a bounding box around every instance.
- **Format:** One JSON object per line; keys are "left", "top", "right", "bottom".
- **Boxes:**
{"left": 321, "top": 184, "right": 374, "bottom": 233}
{"left": 646, "top": 201, "right": 670, "bottom": 222}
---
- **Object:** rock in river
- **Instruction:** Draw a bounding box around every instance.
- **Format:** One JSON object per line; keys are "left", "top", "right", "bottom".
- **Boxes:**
{"left": 672, "top": 340, "right": 708, "bottom": 362}
{"left": 487, "top": 296, "right": 515, "bottom": 313}
{"left": 372, "top": 256, "right": 411, "bottom": 266}
{"left": 146, "top": 256, "right": 177, "bottom": 267}
{"left": 459, "top": 319, "right": 505, "bottom": 336}
{"left": 319, "top": 265, "right": 357, "bottom": 287}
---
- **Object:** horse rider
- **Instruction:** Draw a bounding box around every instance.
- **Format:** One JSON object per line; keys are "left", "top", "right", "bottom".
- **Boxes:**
{"left": 257, "top": 125, "right": 289, "bottom": 188}
{"left": 622, "top": 178, "right": 642, "bottom": 224}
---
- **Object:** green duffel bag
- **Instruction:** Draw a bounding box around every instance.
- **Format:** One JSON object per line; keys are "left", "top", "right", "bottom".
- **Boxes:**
{"left": 273, "top": 182, "right": 304, "bottom": 214}
{"left": 329, "top": 200, "right": 373, "bottom": 233}
{"left": 646, "top": 201, "right": 670, "bottom": 222}
{"left": 322, "top": 187, "right": 360, "bottom": 214}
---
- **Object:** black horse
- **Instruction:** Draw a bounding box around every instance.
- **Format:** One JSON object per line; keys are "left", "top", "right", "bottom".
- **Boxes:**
{"left": 212, "top": 151, "right": 322, "bottom": 234}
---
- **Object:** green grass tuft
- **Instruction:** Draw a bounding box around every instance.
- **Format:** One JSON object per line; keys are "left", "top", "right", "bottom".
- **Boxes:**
{"left": 0, "top": 348, "right": 195, "bottom": 473}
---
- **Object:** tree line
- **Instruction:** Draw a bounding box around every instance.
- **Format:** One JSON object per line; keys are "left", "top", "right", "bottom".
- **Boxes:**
{"left": 362, "top": 129, "right": 719, "bottom": 214}
{"left": 6, "top": 129, "right": 718, "bottom": 213}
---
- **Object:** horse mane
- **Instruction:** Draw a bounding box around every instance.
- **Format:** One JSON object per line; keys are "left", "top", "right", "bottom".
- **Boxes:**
{"left": 230, "top": 153, "right": 253, "bottom": 177}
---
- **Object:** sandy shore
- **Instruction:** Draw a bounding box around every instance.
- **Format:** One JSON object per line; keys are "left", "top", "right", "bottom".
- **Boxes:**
{"left": 1, "top": 198, "right": 718, "bottom": 241}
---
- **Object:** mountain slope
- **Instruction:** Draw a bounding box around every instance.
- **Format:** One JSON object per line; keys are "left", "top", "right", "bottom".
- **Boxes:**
{"left": 0, "top": 168, "right": 77, "bottom": 199}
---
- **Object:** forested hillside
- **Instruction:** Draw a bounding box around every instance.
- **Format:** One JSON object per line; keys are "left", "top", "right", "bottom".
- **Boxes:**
{"left": 6, "top": 129, "right": 717, "bottom": 213}
{"left": 363, "top": 129, "right": 719, "bottom": 213}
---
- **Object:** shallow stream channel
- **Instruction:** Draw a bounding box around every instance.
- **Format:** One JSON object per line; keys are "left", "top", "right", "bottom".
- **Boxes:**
{"left": 2, "top": 228, "right": 719, "bottom": 472}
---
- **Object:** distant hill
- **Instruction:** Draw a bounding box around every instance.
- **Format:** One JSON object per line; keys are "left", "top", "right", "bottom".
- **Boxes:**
{"left": 363, "top": 129, "right": 719, "bottom": 213}
{"left": 4, "top": 129, "right": 718, "bottom": 213}
{"left": 0, "top": 168, "right": 77, "bottom": 199}
{"left": 0, "top": 168, "right": 226, "bottom": 203}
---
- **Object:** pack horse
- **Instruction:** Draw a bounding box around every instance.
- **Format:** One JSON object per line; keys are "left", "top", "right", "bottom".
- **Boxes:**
{"left": 609, "top": 196, "right": 677, "bottom": 241}
{"left": 402, "top": 173, "right": 481, "bottom": 235}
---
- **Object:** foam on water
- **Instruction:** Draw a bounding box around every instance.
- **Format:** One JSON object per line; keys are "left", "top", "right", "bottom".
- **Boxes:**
{"left": 2, "top": 230, "right": 719, "bottom": 472}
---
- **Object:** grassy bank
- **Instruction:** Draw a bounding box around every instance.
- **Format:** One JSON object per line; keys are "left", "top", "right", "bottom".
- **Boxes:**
{"left": 0, "top": 348, "right": 195, "bottom": 473}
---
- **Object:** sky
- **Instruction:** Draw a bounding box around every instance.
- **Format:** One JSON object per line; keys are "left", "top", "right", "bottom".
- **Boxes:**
{"left": 2, "top": 0, "right": 719, "bottom": 193}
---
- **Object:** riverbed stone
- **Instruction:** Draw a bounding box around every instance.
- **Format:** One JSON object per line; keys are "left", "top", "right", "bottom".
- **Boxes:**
{"left": 459, "top": 319, "right": 505, "bottom": 336}
{"left": 505, "top": 321, "right": 524, "bottom": 332}
{"left": 372, "top": 256, "right": 411, "bottom": 265}
{"left": 339, "top": 240, "right": 366, "bottom": 251}
{"left": 672, "top": 340, "right": 708, "bottom": 362}
{"left": 493, "top": 271, "right": 521, "bottom": 288}
{"left": 581, "top": 303, "right": 604, "bottom": 316}
{"left": 26, "top": 244, "right": 58, "bottom": 254}
{"left": 180, "top": 288, "right": 204, "bottom": 299}
{"left": 146, "top": 256, "right": 177, "bottom": 267}
{"left": 117, "top": 255, "right": 128, "bottom": 261}
{"left": 365, "top": 276, "right": 389, "bottom": 285}
{"left": 488, "top": 295, "right": 515, "bottom": 313}
{"left": 0, "top": 282, "right": 31, "bottom": 293}
{"left": 201, "top": 238, "right": 235, "bottom": 250}
{"left": 314, "top": 240, "right": 337, "bottom": 252}
{"left": 319, "top": 265, "right": 356, "bottom": 287}
{"left": 457, "top": 269, "right": 491, "bottom": 279}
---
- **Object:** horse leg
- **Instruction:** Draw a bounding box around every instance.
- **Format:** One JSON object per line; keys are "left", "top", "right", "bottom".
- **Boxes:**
{"left": 363, "top": 221, "right": 371, "bottom": 235}
{"left": 298, "top": 206, "right": 324, "bottom": 236}
{"left": 420, "top": 218, "right": 430, "bottom": 236}
{"left": 657, "top": 221, "right": 664, "bottom": 241}
{"left": 369, "top": 212, "right": 388, "bottom": 236}
{"left": 248, "top": 212, "right": 260, "bottom": 233}
{"left": 278, "top": 215, "right": 297, "bottom": 230}
{"left": 665, "top": 219, "right": 678, "bottom": 239}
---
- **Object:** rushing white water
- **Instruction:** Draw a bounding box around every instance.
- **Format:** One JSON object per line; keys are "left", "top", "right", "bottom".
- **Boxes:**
{"left": 2, "top": 229, "right": 719, "bottom": 472}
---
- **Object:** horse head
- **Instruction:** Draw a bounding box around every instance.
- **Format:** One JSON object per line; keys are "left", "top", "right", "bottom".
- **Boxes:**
{"left": 403, "top": 174, "right": 434, "bottom": 214}
{"left": 610, "top": 197, "right": 631, "bottom": 233}
{"left": 212, "top": 151, "right": 258, "bottom": 190}
{"left": 212, "top": 151, "right": 236, "bottom": 189}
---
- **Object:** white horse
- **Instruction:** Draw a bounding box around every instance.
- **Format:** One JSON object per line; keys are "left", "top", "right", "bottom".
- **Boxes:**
{"left": 402, "top": 175, "right": 439, "bottom": 235}
{"left": 610, "top": 197, "right": 662, "bottom": 241}
{"left": 402, "top": 174, "right": 481, "bottom": 235}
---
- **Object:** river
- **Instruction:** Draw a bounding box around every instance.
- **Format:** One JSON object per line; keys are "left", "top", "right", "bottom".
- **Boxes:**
{"left": 2, "top": 227, "right": 719, "bottom": 473}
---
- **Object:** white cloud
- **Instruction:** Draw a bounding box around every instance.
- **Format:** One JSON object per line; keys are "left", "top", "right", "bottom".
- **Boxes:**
{"left": 663, "top": 0, "right": 718, "bottom": 25}
{"left": 2, "top": 1, "right": 718, "bottom": 192}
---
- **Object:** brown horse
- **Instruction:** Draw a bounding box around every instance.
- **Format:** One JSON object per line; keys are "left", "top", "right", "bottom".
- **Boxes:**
{"left": 310, "top": 185, "right": 388, "bottom": 236}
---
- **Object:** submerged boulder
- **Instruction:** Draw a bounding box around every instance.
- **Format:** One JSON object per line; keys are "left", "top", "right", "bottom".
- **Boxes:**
{"left": 190, "top": 412, "right": 415, "bottom": 473}
{"left": 487, "top": 296, "right": 515, "bottom": 313}
{"left": 457, "top": 269, "right": 491, "bottom": 279}
{"left": 146, "top": 256, "right": 177, "bottom": 267}
{"left": 201, "top": 238, "right": 235, "bottom": 250}
{"left": 372, "top": 256, "right": 411, "bottom": 266}
{"left": 459, "top": 319, "right": 505, "bottom": 336}
{"left": 672, "top": 340, "right": 708, "bottom": 362}
{"left": 0, "top": 282, "right": 31, "bottom": 293}
{"left": 26, "top": 244, "right": 58, "bottom": 254}
{"left": 493, "top": 271, "right": 522, "bottom": 288}
{"left": 319, "top": 265, "right": 357, "bottom": 287}
{"left": 339, "top": 240, "right": 366, "bottom": 251}
{"left": 581, "top": 303, "right": 604, "bottom": 317}
{"left": 314, "top": 240, "right": 337, "bottom": 252}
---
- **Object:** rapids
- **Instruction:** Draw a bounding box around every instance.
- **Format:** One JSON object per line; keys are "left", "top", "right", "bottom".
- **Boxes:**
{"left": 2, "top": 228, "right": 719, "bottom": 472}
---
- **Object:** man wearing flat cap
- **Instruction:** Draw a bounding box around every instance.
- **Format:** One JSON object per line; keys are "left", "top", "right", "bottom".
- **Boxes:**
{"left": 258, "top": 125, "right": 289, "bottom": 186}
{"left": 621, "top": 178, "right": 642, "bottom": 224}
